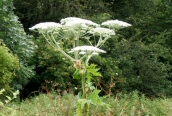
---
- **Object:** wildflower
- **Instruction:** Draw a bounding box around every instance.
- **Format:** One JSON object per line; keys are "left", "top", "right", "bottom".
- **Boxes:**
{"left": 88, "top": 27, "right": 115, "bottom": 36}
{"left": 29, "top": 22, "right": 62, "bottom": 30}
{"left": 60, "top": 17, "right": 99, "bottom": 28}
{"left": 101, "top": 20, "right": 131, "bottom": 29}
{"left": 69, "top": 46, "right": 106, "bottom": 54}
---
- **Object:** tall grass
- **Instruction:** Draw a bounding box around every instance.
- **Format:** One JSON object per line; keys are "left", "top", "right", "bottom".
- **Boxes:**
{"left": 1, "top": 91, "right": 172, "bottom": 116}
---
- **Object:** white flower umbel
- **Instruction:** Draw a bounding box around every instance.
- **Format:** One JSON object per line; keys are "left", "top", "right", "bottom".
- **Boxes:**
{"left": 69, "top": 46, "right": 106, "bottom": 54}
{"left": 89, "top": 27, "right": 115, "bottom": 36}
{"left": 61, "top": 17, "right": 99, "bottom": 28}
{"left": 101, "top": 20, "right": 131, "bottom": 30}
{"left": 29, "top": 22, "right": 62, "bottom": 30}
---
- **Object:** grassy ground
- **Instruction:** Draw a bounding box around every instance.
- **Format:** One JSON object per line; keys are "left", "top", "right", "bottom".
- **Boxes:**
{"left": 1, "top": 92, "right": 172, "bottom": 116}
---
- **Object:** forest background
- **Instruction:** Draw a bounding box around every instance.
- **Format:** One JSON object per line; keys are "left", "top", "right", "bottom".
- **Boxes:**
{"left": 1, "top": 0, "right": 172, "bottom": 100}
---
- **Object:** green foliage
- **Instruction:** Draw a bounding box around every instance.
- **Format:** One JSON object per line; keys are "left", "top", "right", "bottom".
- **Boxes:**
{"left": 105, "top": 91, "right": 172, "bottom": 116}
{"left": 87, "top": 64, "right": 102, "bottom": 82}
{"left": 0, "top": 0, "right": 36, "bottom": 90}
{"left": 2, "top": 92, "right": 172, "bottom": 116}
{"left": 12, "top": 0, "right": 172, "bottom": 98}
{"left": 108, "top": 38, "right": 172, "bottom": 96}
{"left": 13, "top": 0, "right": 112, "bottom": 31}
{"left": 32, "top": 37, "right": 76, "bottom": 93}
{"left": 74, "top": 64, "right": 102, "bottom": 81}
{"left": 0, "top": 40, "right": 19, "bottom": 91}
{"left": 76, "top": 89, "right": 109, "bottom": 116}
{"left": 104, "top": 0, "right": 172, "bottom": 97}
{"left": 109, "top": 0, "right": 154, "bottom": 19}
{"left": 0, "top": 89, "right": 19, "bottom": 116}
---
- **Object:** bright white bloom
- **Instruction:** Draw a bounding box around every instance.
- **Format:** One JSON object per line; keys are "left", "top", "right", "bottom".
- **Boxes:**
{"left": 29, "top": 22, "right": 62, "bottom": 30}
{"left": 92, "top": 52, "right": 99, "bottom": 55}
{"left": 101, "top": 20, "right": 131, "bottom": 29}
{"left": 79, "top": 51, "right": 86, "bottom": 55}
{"left": 60, "top": 17, "right": 81, "bottom": 24}
{"left": 89, "top": 27, "right": 115, "bottom": 36}
{"left": 60, "top": 17, "right": 99, "bottom": 27}
{"left": 69, "top": 46, "right": 106, "bottom": 53}
{"left": 65, "top": 21, "right": 88, "bottom": 28}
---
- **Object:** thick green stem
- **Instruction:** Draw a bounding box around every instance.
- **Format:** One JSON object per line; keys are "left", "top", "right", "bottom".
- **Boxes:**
{"left": 82, "top": 74, "right": 86, "bottom": 98}
{"left": 83, "top": 54, "right": 88, "bottom": 99}
{"left": 82, "top": 55, "right": 89, "bottom": 116}
{"left": 59, "top": 49, "right": 76, "bottom": 62}
{"left": 84, "top": 103, "right": 89, "bottom": 116}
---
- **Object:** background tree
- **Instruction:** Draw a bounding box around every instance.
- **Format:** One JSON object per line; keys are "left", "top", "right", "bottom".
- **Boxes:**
{"left": 0, "top": 40, "right": 19, "bottom": 91}
{"left": 12, "top": 0, "right": 172, "bottom": 97}
{"left": 107, "top": 0, "right": 172, "bottom": 96}
{"left": 13, "top": 0, "right": 112, "bottom": 32}
{"left": 0, "top": 0, "right": 36, "bottom": 90}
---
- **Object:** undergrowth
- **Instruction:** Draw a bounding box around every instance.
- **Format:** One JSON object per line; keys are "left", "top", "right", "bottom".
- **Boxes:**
{"left": 1, "top": 91, "right": 172, "bottom": 116}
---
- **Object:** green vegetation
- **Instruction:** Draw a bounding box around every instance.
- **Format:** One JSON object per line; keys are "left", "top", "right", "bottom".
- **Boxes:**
{"left": 0, "top": 89, "right": 19, "bottom": 116}
{"left": 1, "top": 0, "right": 172, "bottom": 115}
{"left": 0, "top": 0, "right": 36, "bottom": 90}
{"left": 11, "top": 0, "right": 172, "bottom": 98}
{"left": 1, "top": 92, "right": 172, "bottom": 116}
{"left": 0, "top": 40, "right": 19, "bottom": 91}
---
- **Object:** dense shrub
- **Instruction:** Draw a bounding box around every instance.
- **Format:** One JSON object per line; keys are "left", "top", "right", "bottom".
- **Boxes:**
{"left": 0, "top": 40, "right": 19, "bottom": 91}
{"left": 0, "top": 0, "right": 36, "bottom": 90}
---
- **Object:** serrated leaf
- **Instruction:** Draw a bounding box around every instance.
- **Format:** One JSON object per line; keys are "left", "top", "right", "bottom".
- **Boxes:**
{"left": 87, "top": 89, "right": 102, "bottom": 105}
{"left": 86, "top": 64, "right": 102, "bottom": 81}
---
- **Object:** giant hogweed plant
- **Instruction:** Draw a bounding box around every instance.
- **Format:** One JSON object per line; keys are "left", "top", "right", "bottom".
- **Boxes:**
{"left": 29, "top": 17, "right": 131, "bottom": 116}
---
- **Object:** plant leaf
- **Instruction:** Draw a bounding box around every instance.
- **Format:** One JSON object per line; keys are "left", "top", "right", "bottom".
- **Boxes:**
{"left": 87, "top": 64, "right": 102, "bottom": 81}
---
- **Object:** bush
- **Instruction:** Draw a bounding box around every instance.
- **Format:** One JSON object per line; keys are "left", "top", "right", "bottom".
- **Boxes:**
{"left": 0, "top": 0, "right": 36, "bottom": 90}
{"left": 0, "top": 40, "right": 19, "bottom": 91}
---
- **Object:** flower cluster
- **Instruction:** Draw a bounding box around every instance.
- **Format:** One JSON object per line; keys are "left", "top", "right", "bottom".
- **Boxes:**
{"left": 102, "top": 20, "right": 132, "bottom": 30}
{"left": 88, "top": 27, "right": 115, "bottom": 36}
{"left": 29, "top": 22, "right": 62, "bottom": 30}
{"left": 60, "top": 17, "right": 99, "bottom": 28}
{"left": 29, "top": 17, "right": 131, "bottom": 34}
{"left": 68, "top": 46, "right": 106, "bottom": 55}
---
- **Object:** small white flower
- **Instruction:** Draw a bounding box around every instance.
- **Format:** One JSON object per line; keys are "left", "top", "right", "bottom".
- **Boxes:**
{"left": 69, "top": 46, "right": 106, "bottom": 53}
{"left": 89, "top": 27, "right": 115, "bottom": 36}
{"left": 29, "top": 22, "right": 62, "bottom": 30}
{"left": 79, "top": 51, "right": 86, "bottom": 55}
{"left": 60, "top": 17, "right": 99, "bottom": 27}
{"left": 101, "top": 20, "right": 131, "bottom": 29}
{"left": 92, "top": 52, "right": 99, "bottom": 55}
